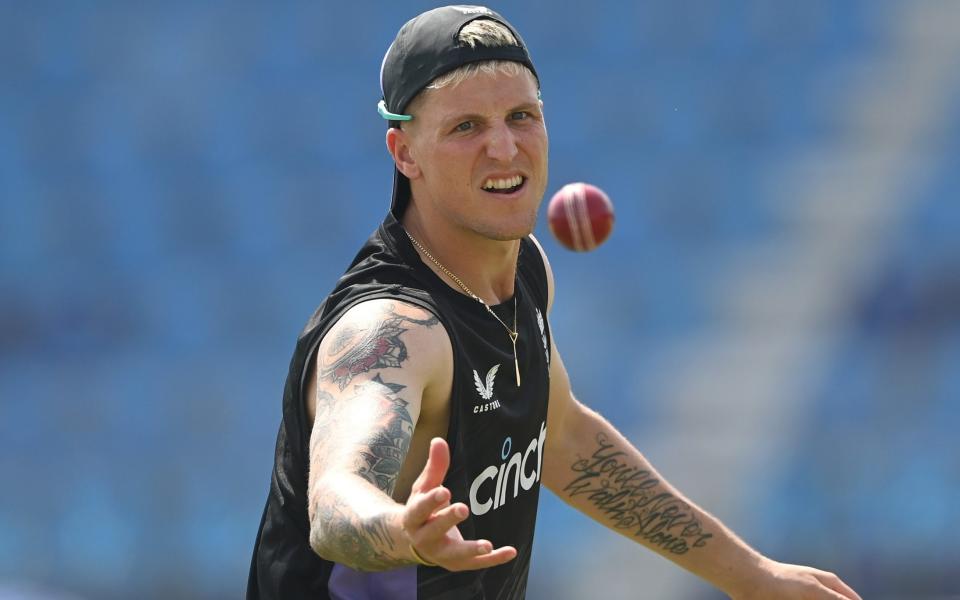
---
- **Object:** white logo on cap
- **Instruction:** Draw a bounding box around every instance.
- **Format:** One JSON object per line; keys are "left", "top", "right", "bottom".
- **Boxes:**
{"left": 454, "top": 6, "right": 491, "bottom": 15}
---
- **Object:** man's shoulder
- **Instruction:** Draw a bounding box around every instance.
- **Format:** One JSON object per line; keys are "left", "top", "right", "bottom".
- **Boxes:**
{"left": 315, "top": 296, "right": 453, "bottom": 403}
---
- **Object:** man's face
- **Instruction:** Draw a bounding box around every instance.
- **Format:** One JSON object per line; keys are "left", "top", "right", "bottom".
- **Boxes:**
{"left": 399, "top": 68, "right": 548, "bottom": 241}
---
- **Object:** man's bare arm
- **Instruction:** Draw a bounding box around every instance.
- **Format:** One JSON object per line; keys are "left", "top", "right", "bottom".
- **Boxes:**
{"left": 307, "top": 300, "right": 442, "bottom": 570}
{"left": 309, "top": 380, "right": 414, "bottom": 570}
{"left": 529, "top": 235, "right": 860, "bottom": 599}
{"left": 306, "top": 299, "right": 517, "bottom": 572}
{"left": 540, "top": 347, "right": 860, "bottom": 599}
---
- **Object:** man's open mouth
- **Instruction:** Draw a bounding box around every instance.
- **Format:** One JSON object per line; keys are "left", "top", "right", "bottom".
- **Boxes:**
{"left": 482, "top": 175, "right": 526, "bottom": 194}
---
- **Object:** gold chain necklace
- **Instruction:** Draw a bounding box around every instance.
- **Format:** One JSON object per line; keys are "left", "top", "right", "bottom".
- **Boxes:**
{"left": 405, "top": 230, "right": 521, "bottom": 387}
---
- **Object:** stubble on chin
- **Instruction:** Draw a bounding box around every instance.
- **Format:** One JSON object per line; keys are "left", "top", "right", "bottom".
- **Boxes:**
{"left": 471, "top": 207, "right": 540, "bottom": 241}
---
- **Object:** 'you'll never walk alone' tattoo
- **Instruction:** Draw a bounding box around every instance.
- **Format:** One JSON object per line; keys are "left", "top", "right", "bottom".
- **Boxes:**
{"left": 564, "top": 433, "right": 713, "bottom": 555}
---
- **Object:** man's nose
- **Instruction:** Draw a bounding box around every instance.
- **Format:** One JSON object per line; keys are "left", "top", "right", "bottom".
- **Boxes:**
{"left": 485, "top": 123, "right": 519, "bottom": 162}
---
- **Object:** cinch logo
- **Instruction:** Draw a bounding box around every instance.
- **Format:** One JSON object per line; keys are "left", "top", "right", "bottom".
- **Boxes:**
{"left": 469, "top": 422, "right": 547, "bottom": 516}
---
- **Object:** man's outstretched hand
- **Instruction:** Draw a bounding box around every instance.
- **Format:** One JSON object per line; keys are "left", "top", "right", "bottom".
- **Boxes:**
{"left": 401, "top": 438, "right": 517, "bottom": 571}
{"left": 732, "top": 560, "right": 863, "bottom": 600}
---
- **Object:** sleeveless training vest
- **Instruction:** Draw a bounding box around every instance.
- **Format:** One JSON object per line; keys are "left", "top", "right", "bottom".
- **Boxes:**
{"left": 248, "top": 212, "right": 552, "bottom": 599}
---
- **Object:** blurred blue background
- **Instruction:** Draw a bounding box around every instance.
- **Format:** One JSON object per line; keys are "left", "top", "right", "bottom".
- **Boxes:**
{"left": 2, "top": 1, "right": 959, "bottom": 598}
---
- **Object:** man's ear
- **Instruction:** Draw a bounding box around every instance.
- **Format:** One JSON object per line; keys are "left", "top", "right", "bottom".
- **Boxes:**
{"left": 386, "top": 127, "right": 421, "bottom": 180}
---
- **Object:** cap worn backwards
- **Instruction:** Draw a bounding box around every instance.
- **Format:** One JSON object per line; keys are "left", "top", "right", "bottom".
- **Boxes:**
{"left": 379, "top": 5, "right": 539, "bottom": 216}
{"left": 380, "top": 5, "right": 538, "bottom": 120}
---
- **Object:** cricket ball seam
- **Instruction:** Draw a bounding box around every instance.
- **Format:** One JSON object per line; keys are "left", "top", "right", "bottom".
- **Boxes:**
{"left": 575, "top": 183, "right": 597, "bottom": 250}
{"left": 563, "top": 184, "right": 585, "bottom": 251}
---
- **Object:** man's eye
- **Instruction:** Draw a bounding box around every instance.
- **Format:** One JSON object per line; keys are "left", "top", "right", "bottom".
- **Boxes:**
{"left": 455, "top": 121, "right": 473, "bottom": 132}
{"left": 510, "top": 111, "right": 529, "bottom": 120}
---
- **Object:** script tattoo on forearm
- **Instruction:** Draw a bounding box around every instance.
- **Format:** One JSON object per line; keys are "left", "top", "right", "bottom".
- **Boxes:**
{"left": 564, "top": 433, "right": 713, "bottom": 555}
{"left": 320, "top": 304, "right": 439, "bottom": 390}
{"left": 309, "top": 374, "right": 415, "bottom": 570}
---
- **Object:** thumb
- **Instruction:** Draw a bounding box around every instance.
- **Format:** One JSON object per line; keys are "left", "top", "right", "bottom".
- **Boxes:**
{"left": 413, "top": 437, "right": 450, "bottom": 493}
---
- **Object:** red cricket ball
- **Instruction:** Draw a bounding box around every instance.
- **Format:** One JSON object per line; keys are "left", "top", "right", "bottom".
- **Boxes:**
{"left": 546, "top": 182, "right": 615, "bottom": 252}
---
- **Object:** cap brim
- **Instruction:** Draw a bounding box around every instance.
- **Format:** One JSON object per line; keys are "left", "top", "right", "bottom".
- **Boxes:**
{"left": 390, "top": 166, "right": 411, "bottom": 218}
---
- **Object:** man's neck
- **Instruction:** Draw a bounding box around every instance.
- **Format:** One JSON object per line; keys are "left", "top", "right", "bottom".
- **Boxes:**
{"left": 401, "top": 209, "right": 520, "bottom": 306}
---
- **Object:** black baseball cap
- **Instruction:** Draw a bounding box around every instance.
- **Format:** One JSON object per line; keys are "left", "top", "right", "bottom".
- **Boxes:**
{"left": 378, "top": 5, "right": 539, "bottom": 217}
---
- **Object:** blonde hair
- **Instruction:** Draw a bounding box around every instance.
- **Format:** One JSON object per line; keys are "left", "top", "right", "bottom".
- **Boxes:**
{"left": 427, "top": 59, "right": 529, "bottom": 90}
{"left": 419, "top": 19, "right": 535, "bottom": 96}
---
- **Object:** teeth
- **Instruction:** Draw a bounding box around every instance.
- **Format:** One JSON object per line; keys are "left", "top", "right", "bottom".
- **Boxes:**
{"left": 483, "top": 175, "right": 523, "bottom": 190}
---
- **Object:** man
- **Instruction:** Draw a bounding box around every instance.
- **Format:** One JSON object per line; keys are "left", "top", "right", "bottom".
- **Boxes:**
{"left": 248, "top": 6, "right": 862, "bottom": 599}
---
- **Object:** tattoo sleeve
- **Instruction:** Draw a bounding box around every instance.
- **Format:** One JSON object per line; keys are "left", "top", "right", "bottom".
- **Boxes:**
{"left": 315, "top": 499, "right": 400, "bottom": 570}
{"left": 319, "top": 306, "right": 438, "bottom": 391}
{"left": 308, "top": 303, "right": 438, "bottom": 571}
{"left": 563, "top": 433, "right": 714, "bottom": 555}
{"left": 310, "top": 375, "right": 415, "bottom": 570}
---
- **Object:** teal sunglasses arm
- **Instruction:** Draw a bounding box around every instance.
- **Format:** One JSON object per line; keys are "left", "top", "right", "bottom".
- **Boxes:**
{"left": 377, "top": 100, "right": 412, "bottom": 121}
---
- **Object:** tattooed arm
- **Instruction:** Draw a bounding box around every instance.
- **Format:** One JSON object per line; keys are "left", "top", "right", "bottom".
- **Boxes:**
{"left": 306, "top": 299, "right": 445, "bottom": 570}
{"left": 541, "top": 349, "right": 767, "bottom": 595}
{"left": 305, "top": 299, "right": 516, "bottom": 572}
{"left": 528, "top": 236, "right": 861, "bottom": 600}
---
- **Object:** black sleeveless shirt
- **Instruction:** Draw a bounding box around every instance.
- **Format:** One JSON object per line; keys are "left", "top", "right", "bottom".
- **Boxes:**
{"left": 248, "top": 212, "right": 552, "bottom": 599}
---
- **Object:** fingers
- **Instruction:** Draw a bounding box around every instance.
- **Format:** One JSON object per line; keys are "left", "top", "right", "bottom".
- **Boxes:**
{"left": 403, "top": 499, "right": 518, "bottom": 571}
{"left": 449, "top": 542, "right": 518, "bottom": 571}
{"left": 417, "top": 538, "right": 518, "bottom": 572}
{"left": 403, "top": 486, "right": 451, "bottom": 531}
{"left": 402, "top": 438, "right": 517, "bottom": 572}
{"left": 416, "top": 503, "right": 470, "bottom": 541}
{"left": 411, "top": 438, "right": 450, "bottom": 494}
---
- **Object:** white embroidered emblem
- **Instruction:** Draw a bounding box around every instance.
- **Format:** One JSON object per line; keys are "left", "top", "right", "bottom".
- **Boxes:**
{"left": 536, "top": 308, "right": 550, "bottom": 365}
{"left": 473, "top": 364, "right": 500, "bottom": 400}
